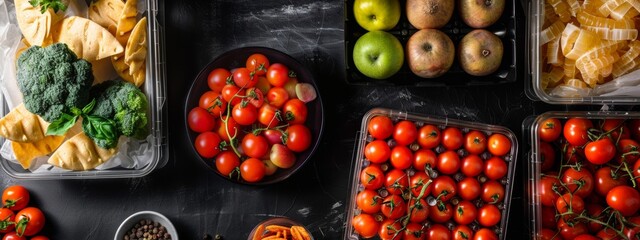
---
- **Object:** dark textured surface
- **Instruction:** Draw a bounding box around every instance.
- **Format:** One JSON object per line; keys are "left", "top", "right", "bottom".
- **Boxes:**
{"left": 0, "top": 0, "right": 613, "bottom": 239}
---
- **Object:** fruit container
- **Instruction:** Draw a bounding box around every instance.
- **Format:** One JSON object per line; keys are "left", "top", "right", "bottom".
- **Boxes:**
{"left": 344, "top": 108, "right": 518, "bottom": 240}
{"left": 0, "top": 0, "right": 168, "bottom": 179}
{"left": 527, "top": 111, "right": 640, "bottom": 239}
{"left": 344, "top": 0, "right": 525, "bottom": 86}
{"left": 247, "top": 216, "right": 314, "bottom": 240}
{"left": 527, "top": 0, "right": 640, "bottom": 104}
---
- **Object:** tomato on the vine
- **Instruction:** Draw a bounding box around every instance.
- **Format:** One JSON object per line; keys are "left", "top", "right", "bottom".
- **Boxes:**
{"left": 246, "top": 53, "right": 270, "bottom": 76}
{"left": 487, "top": 133, "right": 511, "bottom": 156}
{"left": 601, "top": 119, "right": 630, "bottom": 140}
{"left": 215, "top": 151, "right": 240, "bottom": 177}
{"left": 355, "top": 189, "right": 382, "bottom": 214}
{"left": 561, "top": 167, "right": 594, "bottom": 198}
{"left": 266, "top": 63, "right": 290, "bottom": 87}
{"left": 283, "top": 99, "right": 308, "bottom": 125}
{"left": 2, "top": 233, "right": 25, "bottom": 240}
{"left": 188, "top": 107, "right": 216, "bottom": 133}
{"left": 232, "top": 103, "right": 258, "bottom": 126}
{"left": 540, "top": 175, "right": 562, "bottom": 207}
{"left": 429, "top": 202, "right": 453, "bottom": 223}
{"left": 194, "top": 132, "right": 221, "bottom": 158}
{"left": 364, "top": 140, "right": 391, "bottom": 164}
{"left": 482, "top": 180, "right": 505, "bottom": 204}
{"left": 432, "top": 176, "right": 457, "bottom": 202}
{"left": 452, "top": 225, "right": 474, "bottom": 240}
{"left": 564, "top": 118, "right": 594, "bottom": 146}
{"left": 233, "top": 68, "right": 259, "bottom": 88}
{"left": 378, "top": 219, "right": 404, "bottom": 240}
{"left": 539, "top": 141, "right": 555, "bottom": 171}
{"left": 478, "top": 204, "right": 501, "bottom": 227}
{"left": 221, "top": 84, "right": 243, "bottom": 106}
{"left": 258, "top": 104, "right": 281, "bottom": 128}
{"left": 380, "top": 195, "right": 406, "bottom": 219}
{"left": 239, "top": 158, "right": 266, "bottom": 183}
{"left": 558, "top": 219, "right": 589, "bottom": 240}
{"left": 241, "top": 133, "right": 269, "bottom": 159}
{"left": 263, "top": 129, "right": 284, "bottom": 145}
{"left": 15, "top": 207, "right": 44, "bottom": 236}
{"left": 245, "top": 88, "right": 264, "bottom": 108}
{"left": 454, "top": 201, "right": 478, "bottom": 225}
{"left": 418, "top": 124, "right": 441, "bottom": 149}
{"left": 368, "top": 116, "right": 394, "bottom": 140}
{"left": 390, "top": 145, "right": 413, "bottom": 170}
{"left": 630, "top": 119, "right": 640, "bottom": 142}
{"left": 410, "top": 171, "right": 432, "bottom": 198}
{"left": 0, "top": 208, "right": 14, "bottom": 233}
{"left": 394, "top": 120, "right": 418, "bottom": 146}
{"left": 413, "top": 149, "right": 436, "bottom": 172}
{"left": 360, "top": 165, "right": 385, "bottom": 190}
{"left": 216, "top": 116, "right": 238, "bottom": 142}
{"left": 461, "top": 154, "right": 484, "bottom": 177}
{"left": 606, "top": 185, "right": 640, "bottom": 216}
{"left": 555, "top": 193, "right": 585, "bottom": 215}
{"left": 442, "top": 127, "right": 463, "bottom": 150}
{"left": 474, "top": 228, "right": 498, "bottom": 240}
{"left": 385, "top": 169, "right": 408, "bottom": 195}
{"left": 266, "top": 87, "right": 289, "bottom": 108}
{"left": 404, "top": 223, "right": 425, "bottom": 240}
{"left": 207, "top": 68, "right": 231, "bottom": 92}
{"left": 465, "top": 130, "right": 487, "bottom": 155}
{"left": 199, "top": 91, "right": 225, "bottom": 118}
{"left": 408, "top": 198, "right": 429, "bottom": 223}
{"left": 617, "top": 139, "right": 640, "bottom": 164}
{"left": 540, "top": 206, "right": 557, "bottom": 230}
{"left": 2, "top": 186, "right": 29, "bottom": 212}
{"left": 426, "top": 224, "right": 450, "bottom": 240}
{"left": 352, "top": 214, "right": 379, "bottom": 238}
{"left": 436, "top": 150, "right": 460, "bottom": 175}
{"left": 585, "top": 138, "right": 616, "bottom": 165}
{"left": 539, "top": 118, "right": 562, "bottom": 142}
{"left": 286, "top": 124, "right": 312, "bottom": 152}
{"left": 458, "top": 177, "right": 481, "bottom": 201}
{"left": 594, "top": 166, "right": 629, "bottom": 196}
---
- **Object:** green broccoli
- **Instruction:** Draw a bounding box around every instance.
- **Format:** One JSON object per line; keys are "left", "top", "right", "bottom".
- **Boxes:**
{"left": 16, "top": 43, "right": 93, "bottom": 122}
{"left": 89, "top": 80, "right": 149, "bottom": 140}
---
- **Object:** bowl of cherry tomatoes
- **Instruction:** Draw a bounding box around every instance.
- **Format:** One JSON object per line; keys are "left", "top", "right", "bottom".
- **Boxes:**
{"left": 185, "top": 47, "right": 324, "bottom": 185}
{"left": 529, "top": 112, "right": 640, "bottom": 240}
{"left": 345, "top": 108, "right": 518, "bottom": 240}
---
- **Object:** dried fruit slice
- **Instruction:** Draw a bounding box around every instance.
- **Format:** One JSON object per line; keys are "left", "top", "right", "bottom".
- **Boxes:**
{"left": 577, "top": 11, "right": 635, "bottom": 29}
{"left": 564, "top": 59, "right": 577, "bottom": 78}
{"left": 599, "top": 0, "right": 626, "bottom": 17}
{"left": 584, "top": 0, "right": 606, "bottom": 15}
{"left": 611, "top": 2, "right": 634, "bottom": 20}
{"left": 566, "top": 0, "right": 580, "bottom": 16}
{"left": 582, "top": 26, "right": 638, "bottom": 40}
{"left": 541, "top": 20, "right": 565, "bottom": 45}
{"left": 544, "top": 2, "right": 560, "bottom": 25}
{"left": 564, "top": 27, "right": 600, "bottom": 60}
{"left": 547, "top": 36, "right": 563, "bottom": 66}
{"left": 547, "top": 0, "right": 572, "bottom": 22}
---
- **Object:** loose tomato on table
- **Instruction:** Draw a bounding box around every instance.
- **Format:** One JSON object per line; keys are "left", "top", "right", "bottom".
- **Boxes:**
{"left": 3, "top": 186, "right": 29, "bottom": 212}
{"left": 15, "top": 207, "right": 44, "bottom": 237}
{"left": 539, "top": 118, "right": 562, "bottom": 142}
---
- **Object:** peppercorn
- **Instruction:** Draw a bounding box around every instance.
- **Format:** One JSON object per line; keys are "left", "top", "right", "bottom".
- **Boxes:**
{"left": 123, "top": 218, "right": 172, "bottom": 240}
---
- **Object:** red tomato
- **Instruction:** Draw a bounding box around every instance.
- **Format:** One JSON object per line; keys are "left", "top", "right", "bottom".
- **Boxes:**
{"left": 258, "top": 104, "right": 281, "bottom": 128}
{"left": 558, "top": 219, "right": 588, "bottom": 240}
{"left": 263, "top": 129, "right": 284, "bottom": 145}
{"left": 364, "top": 140, "right": 391, "bottom": 164}
{"left": 266, "top": 87, "right": 289, "bottom": 108}
{"left": 437, "top": 150, "right": 461, "bottom": 175}
{"left": 194, "top": 132, "right": 222, "bottom": 158}
{"left": 2, "top": 186, "right": 29, "bottom": 212}
{"left": 454, "top": 201, "right": 478, "bottom": 225}
{"left": 478, "top": 204, "right": 501, "bottom": 227}
{"left": 240, "top": 158, "right": 266, "bottom": 182}
{"left": 452, "top": 225, "right": 474, "bottom": 240}
{"left": 482, "top": 180, "right": 505, "bottom": 203}
{"left": 630, "top": 120, "right": 640, "bottom": 142}
{"left": 286, "top": 124, "right": 312, "bottom": 152}
{"left": 465, "top": 130, "right": 487, "bottom": 155}
{"left": 617, "top": 139, "right": 640, "bottom": 165}
{"left": 473, "top": 228, "right": 498, "bottom": 240}
{"left": 418, "top": 124, "right": 441, "bottom": 149}
{"left": 538, "top": 229, "right": 556, "bottom": 240}
{"left": 221, "top": 84, "right": 243, "bottom": 106}
{"left": 207, "top": 68, "right": 231, "bottom": 92}
{"left": 487, "top": 133, "right": 511, "bottom": 156}
{"left": 586, "top": 204, "right": 605, "bottom": 233}
{"left": 585, "top": 138, "right": 616, "bottom": 165}
{"left": 245, "top": 88, "right": 264, "bottom": 108}
{"left": 606, "top": 185, "right": 640, "bottom": 216}
{"left": 356, "top": 189, "right": 382, "bottom": 214}
{"left": 484, "top": 156, "right": 508, "bottom": 180}
{"left": 408, "top": 198, "right": 429, "bottom": 223}
{"left": 574, "top": 234, "right": 600, "bottom": 240}
{"left": 563, "top": 143, "right": 585, "bottom": 164}
{"left": 595, "top": 166, "right": 629, "bottom": 196}
{"left": 561, "top": 167, "right": 594, "bottom": 198}
{"left": 232, "top": 103, "right": 258, "bottom": 126}
{"left": 233, "top": 67, "right": 259, "bottom": 88}
{"left": 352, "top": 214, "right": 379, "bottom": 238}
{"left": 413, "top": 149, "right": 437, "bottom": 172}
{"left": 385, "top": 169, "right": 409, "bottom": 195}
{"left": 432, "top": 176, "right": 457, "bottom": 202}
{"left": 188, "top": 107, "right": 216, "bottom": 133}
{"left": 539, "top": 141, "right": 555, "bottom": 171}
{"left": 2, "top": 233, "right": 25, "bottom": 240}
{"left": 380, "top": 195, "right": 406, "bottom": 219}
{"left": 540, "top": 175, "right": 562, "bottom": 207}
{"left": 429, "top": 202, "right": 453, "bottom": 223}
{"left": 215, "top": 151, "right": 240, "bottom": 177}
{"left": 635, "top": 160, "right": 640, "bottom": 189}
{"left": 266, "top": 63, "right": 290, "bottom": 87}
{"left": 15, "top": 207, "right": 44, "bottom": 236}
{"left": 199, "top": 91, "right": 226, "bottom": 118}
{"left": 461, "top": 155, "right": 484, "bottom": 177}
{"left": 360, "top": 165, "right": 385, "bottom": 190}
{"left": 283, "top": 99, "right": 308, "bottom": 125}
{"left": 394, "top": 120, "right": 418, "bottom": 146}
{"left": 368, "top": 116, "right": 394, "bottom": 140}
{"left": 601, "top": 119, "right": 630, "bottom": 140}
{"left": 0, "top": 208, "right": 14, "bottom": 233}
{"left": 596, "top": 228, "right": 620, "bottom": 240}
{"left": 555, "top": 193, "right": 585, "bottom": 215}
{"left": 410, "top": 172, "right": 432, "bottom": 198}
{"left": 379, "top": 219, "right": 404, "bottom": 240}
{"left": 405, "top": 222, "right": 425, "bottom": 240}
{"left": 539, "top": 118, "right": 562, "bottom": 142}
{"left": 216, "top": 116, "right": 239, "bottom": 142}
{"left": 540, "top": 206, "right": 557, "bottom": 230}
{"left": 241, "top": 133, "right": 269, "bottom": 158}
{"left": 442, "top": 127, "right": 463, "bottom": 150}
{"left": 426, "top": 224, "right": 450, "bottom": 240}
{"left": 564, "top": 118, "right": 594, "bottom": 146}
{"left": 246, "top": 53, "right": 270, "bottom": 76}
{"left": 625, "top": 216, "right": 640, "bottom": 239}
{"left": 458, "top": 177, "right": 481, "bottom": 201}
{"left": 390, "top": 146, "right": 413, "bottom": 170}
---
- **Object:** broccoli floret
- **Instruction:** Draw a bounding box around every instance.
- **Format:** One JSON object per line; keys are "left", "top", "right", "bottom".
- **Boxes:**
{"left": 89, "top": 80, "right": 149, "bottom": 140}
{"left": 16, "top": 43, "right": 93, "bottom": 122}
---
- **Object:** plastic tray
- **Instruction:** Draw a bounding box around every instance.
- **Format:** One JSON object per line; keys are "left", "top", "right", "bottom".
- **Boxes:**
{"left": 344, "top": 108, "right": 518, "bottom": 240}
{"left": 343, "top": 0, "right": 524, "bottom": 86}
{"left": 0, "top": 0, "right": 168, "bottom": 179}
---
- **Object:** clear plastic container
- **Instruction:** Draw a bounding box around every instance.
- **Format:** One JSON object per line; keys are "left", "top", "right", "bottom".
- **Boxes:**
{"left": 247, "top": 217, "right": 314, "bottom": 240}
{"left": 0, "top": 0, "right": 167, "bottom": 179}
{"left": 344, "top": 108, "right": 518, "bottom": 240}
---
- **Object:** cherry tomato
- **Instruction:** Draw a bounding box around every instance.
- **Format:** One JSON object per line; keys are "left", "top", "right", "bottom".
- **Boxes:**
{"left": 426, "top": 224, "right": 450, "bottom": 240}
{"left": 0, "top": 208, "right": 14, "bottom": 233}
{"left": 586, "top": 204, "right": 605, "bottom": 233}
{"left": 378, "top": 219, "right": 404, "bottom": 240}
{"left": 432, "top": 176, "right": 457, "bottom": 202}
{"left": 601, "top": 119, "right": 630, "bottom": 140}
{"left": 617, "top": 139, "right": 640, "bottom": 165}
{"left": 404, "top": 222, "right": 425, "bottom": 240}
{"left": 199, "top": 91, "right": 226, "bottom": 118}
{"left": 2, "top": 186, "right": 29, "bottom": 212}
{"left": 246, "top": 53, "right": 270, "bottom": 76}
{"left": 461, "top": 155, "right": 484, "bottom": 177}
{"left": 360, "top": 165, "right": 385, "bottom": 190}
{"left": 452, "top": 225, "right": 474, "bottom": 240}
{"left": 240, "top": 158, "right": 266, "bottom": 183}
{"left": 634, "top": 160, "right": 640, "bottom": 188}
{"left": 574, "top": 234, "right": 599, "bottom": 240}
{"left": 558, "top": 219, "right": 588, "bottom": 240}
{"left": 538, "top": 229, "right": 556, "bottom": 240}
{"left": 482, "top": 180, "right": 505, "bottom": 204}
{"left": 429, "top": 202, "right": 453, "bottom": 223}
{"left": 625, "top": 216, "right": 640, "bottom": 239}
{"left": 15, "top": 207, "right": 44, "bottom": 236}
{"left": 442, "top": 127, "right": 463, "bottom": 150}
{"left": 561, "top": 167, "right": 594, "bottom": 198}
{"left": 539, "top": 141, "right": 556, "bottom": 171}
{"left": 465, "top": 130, "right": 487, "bottom": 155}
{"left": 356, "top": 189, "right": 382, "bottom": 214}
{"left": 2, "top": 233, "right": 25, "bottom": 240}
{"left": 215, "top": 151, "right": 240, "bottom": 177}
{"left": 484, "top": 156, "right": 508, "bottom": 180}
{"left": 418, "top": 124, "right": 441, "bottom": 149}
{"left": 221, "top": 84, "right": 243, "bottom": 106}
{"left": 232, "top": 103, "right": 258, "bottom": 126}
{"left": 606, "top": 185, "right": 640, "bottom": 216}
{"left": 352, "top": 214, "right": 379, "bottom": 238}
{"left": 188, "top": 107, "right": 216, "bottom": 133}
{"left": 630, "top": 120, "right": 640, "bottom": 142}
{"left": 437, "top": 150, "right": 461, "bottom": 175}
{"left": 478, "top": 204, "right": 501, "bottom": 227}
{"left": 454, "top": 201, "right": 478, "bottom": 225}
{"left": 368, "top": 116, "right": 394, "bottom": 140}
{"left": 595, "top": 166, "right": 629, "bottom": 196}
{"left": 263, "top": 129, "right": 284, "bottom": 145}
{"left": 283, "top": 99, "right": 307, "bottom": 125}
{"left": 233, "top": 67, "right": 259, "bottom": 88}
{"left": 245, "top": 88, "right": 264, "bottom": 108}
{"left": 258, "top": 104, "right": 281, "bottom": 128}
{"left": 487, "top": 133, "right": 511, "bottom": 156}
{"left": 596, "top": 228, "right": 620, "bottom": 240}
{"left": 555, "top": 193, "right": 585, "bottom": 216}
{"left": 458, "top": 177, "right": 481, "bottom": 201}
{"left": 563, "top": 143, "right": 585, "bottom": 164}
{"left": 539, "top": 118, "right": 562, "bottom": 142}
{"left": 266, "top": 87, "right": 289, "bottom": 108}
{"left": 410, "top": 172, "right": 432, "bottom": 198}
{"left": 385, "top": 169, "right": 408, "bottom": 195}
{"left": 585, "top": 138, "right": 616, "bottom": 165}
{"left": 564, "top": 118, "right": 594, "bottom": 146}
{"left": 241, "top": 133, "right": 269, "bottom": 158}
{"left": 194, "top": 132, "right": 222, "bottom": 158}
{"left": 413, "top": 149, "right": 436, "bottom": 172}
{"left": 394, "top": 120, "right": 418, "bottom": 146}
{"left": 390, "top": 146, "right": 413, "bottom": 170}
{"left": 216, "top": 116, "right": 239, "bottom": 142}
{"left": 286, "top": 124, "right": 312, "bottom": 152}
{"left": 408, "top": 198, "right": 429, "bottom": 223}
{"left": 266, "top": 63, "right": 290, "bottom": 87}
{"left": 364, "top": 140, "right": 391, "bottom": 164}
{"left": 540, "top": 206, "right": 557, "bottom": 230}
{"left": 207, "top": 68, "right": 231, "bottom": 92}
{"left": 380, "top": 195, "right": 406, "bottom": 219}
{"left": 540, "top": 175, "right": 562, "bottom": 207}
{"left": 473, "top": 228, "right": 498, "bottom": 240}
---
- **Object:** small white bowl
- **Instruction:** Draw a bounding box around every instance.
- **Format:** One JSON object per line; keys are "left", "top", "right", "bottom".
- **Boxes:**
{"left": 114, "top": 211, "right": 178, "bottom": 240}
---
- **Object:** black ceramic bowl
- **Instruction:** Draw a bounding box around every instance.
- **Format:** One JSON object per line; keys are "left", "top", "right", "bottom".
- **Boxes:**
{"left": 185, "top": 47, "right": 324, "bottom": 185}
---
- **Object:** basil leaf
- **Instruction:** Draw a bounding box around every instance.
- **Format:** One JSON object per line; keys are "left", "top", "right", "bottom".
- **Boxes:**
{"left": 84, "top": 115, "right": 118, "bottom": 142}
{"left": 82, "top": 99, "right": 96, "bottom": 114}
{"left": 70, "top": 107, "right": 82, "bottom": 116}
{"left": 46, "top": 113, "right": 78, "bottom": 136}
{"left": 29, "top": 0, "right": 67, "bottom": 13}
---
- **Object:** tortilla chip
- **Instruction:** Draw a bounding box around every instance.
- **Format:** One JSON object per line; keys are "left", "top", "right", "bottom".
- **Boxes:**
{"left": 48, "top": 132, "right": 117, "bottom": 170}
{"left": 115, "top": 0, "right": 137, "bottom": 46}
{"left": 51, "top": 16, "right": 124, "bottom": 61}
{"left": 12, "top": 135, "right": 65, "bottom": 169}
{"left": 0, "top": 104, "right": 49, "bottom": 143}
{"left": 88, "top": 0, "right": 125, "bottom": 35}
{"left": 14, "top": 0, "right": 56, "bottom": 46}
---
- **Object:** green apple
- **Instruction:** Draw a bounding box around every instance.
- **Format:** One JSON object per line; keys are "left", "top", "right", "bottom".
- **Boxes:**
{"left": 353, "top": 0, "right": 401, "bottom": 31}
{"left": 353, "top": 31, "right": 404, "bottom": 80}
